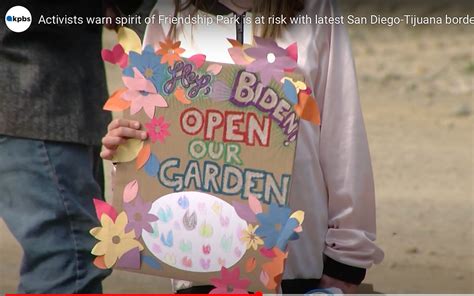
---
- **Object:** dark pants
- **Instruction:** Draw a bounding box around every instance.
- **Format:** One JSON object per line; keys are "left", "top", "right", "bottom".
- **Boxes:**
{"left": 176, "top": 279, "right": 321, "bottom": 294}
{"left": 0, "top": 136, "right": 111, "bottom": 293}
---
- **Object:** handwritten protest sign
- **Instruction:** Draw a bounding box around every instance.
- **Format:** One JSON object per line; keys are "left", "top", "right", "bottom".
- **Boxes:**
{"left": 90, "top": 27, "right": 320, "bottom": 293}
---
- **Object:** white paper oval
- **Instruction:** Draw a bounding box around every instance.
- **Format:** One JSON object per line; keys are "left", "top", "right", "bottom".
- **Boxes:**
{"left": 142, "top": 191, "right": 248, "bottom": 272}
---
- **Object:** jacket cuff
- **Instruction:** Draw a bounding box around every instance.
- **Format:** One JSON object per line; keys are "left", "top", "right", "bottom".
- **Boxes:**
{"left": 323, "top": 255, "right": 366, "bottom": 285}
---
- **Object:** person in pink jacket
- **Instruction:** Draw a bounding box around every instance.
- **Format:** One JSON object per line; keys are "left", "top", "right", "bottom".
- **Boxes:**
{"left": 101, "top": 0, "right": 384, "bottom": 293}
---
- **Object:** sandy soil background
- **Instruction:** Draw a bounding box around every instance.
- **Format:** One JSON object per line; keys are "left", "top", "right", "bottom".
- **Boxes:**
{"left": 1, "top": 2, "right": 472, "bottom": 294}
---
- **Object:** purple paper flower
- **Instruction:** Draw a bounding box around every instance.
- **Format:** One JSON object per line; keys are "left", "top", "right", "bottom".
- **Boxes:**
{"left": 123, "top": 195, "right": 158, "bottom": 238}
{"left": 245, "top": 37, "right": 297, "bottom": 85}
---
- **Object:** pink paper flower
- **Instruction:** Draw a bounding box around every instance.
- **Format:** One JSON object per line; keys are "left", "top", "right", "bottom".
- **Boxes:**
{"left": 145, "top": 116, "right": 170, "bottom": 143}
{"left": 210, "top": 267, "right": 250, "bottom": 294}
{"left": 122, "top": 68, "right": 168, "bottom": 119}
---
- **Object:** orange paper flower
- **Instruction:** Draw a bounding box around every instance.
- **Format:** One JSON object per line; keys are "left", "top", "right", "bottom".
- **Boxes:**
{"left": 156, "top": 39, "right": 185, "bottom": 66}
{"left": 261, "top": 248, "right": 288, "bottom": 290}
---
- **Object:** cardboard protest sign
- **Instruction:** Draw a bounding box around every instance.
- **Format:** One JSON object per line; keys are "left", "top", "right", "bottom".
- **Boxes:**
{"left": 91, "top": 27, "right": 320, "bottom": 293}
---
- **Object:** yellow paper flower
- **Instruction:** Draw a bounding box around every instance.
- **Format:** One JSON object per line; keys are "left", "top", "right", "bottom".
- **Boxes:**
{"left": 118, "top": 27, "right": 142, "bottom": 54}
{"left": 90, "top": 212, "right": 143, "bottom": 268}
{"left": 240, "top": 224, "right": 264, "bottom": 250}
{"left": 111, "top": 138, "right": 143, "bottom": 163}
{"left": 281, "top": 77, "right": 307, "bottom": 93}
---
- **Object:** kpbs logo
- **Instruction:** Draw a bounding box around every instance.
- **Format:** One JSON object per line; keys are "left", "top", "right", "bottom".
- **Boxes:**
{"left": 5, "top": 6, "right": 32, "bottom": 32}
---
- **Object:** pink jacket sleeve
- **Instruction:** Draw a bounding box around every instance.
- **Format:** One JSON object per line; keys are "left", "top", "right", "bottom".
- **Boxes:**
{"left": 317, "top": 0, "right": 384, "bottom": 271}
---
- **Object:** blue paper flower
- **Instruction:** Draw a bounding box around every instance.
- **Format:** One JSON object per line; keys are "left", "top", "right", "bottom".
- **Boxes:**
{"left": 142, "top": 255, "right": 162, "bottom": 270}
{"left": 283, "top": 79, "right": 298, "bottom": 105}
{"left": 255, "top": 203, "right": 292, "bottom": 248}
{"left": 123, "top": 45, "right": 168, "bottom": 93}
{"left": 275, "top": 217, "right": 299, "bottom": 251}
{"left": 144, "top": 153, "right": 160, "bottom": 177}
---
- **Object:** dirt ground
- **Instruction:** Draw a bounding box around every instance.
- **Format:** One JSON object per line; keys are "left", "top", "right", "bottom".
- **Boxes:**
{"left": 350, "top": 24, "right": 473, "bottom": 293}
{"left": 1, "top": 6, "right": 473, "bottom": 294}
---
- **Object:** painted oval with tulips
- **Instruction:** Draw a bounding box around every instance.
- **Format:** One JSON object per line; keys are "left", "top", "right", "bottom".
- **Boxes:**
{"left": 141, "top": 191, "right": 248, "bottom": 272}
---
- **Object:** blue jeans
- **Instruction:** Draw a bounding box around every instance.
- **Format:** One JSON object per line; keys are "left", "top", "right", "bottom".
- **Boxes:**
{"left": 0, "top": 136, "right": 111, "bottom": 293}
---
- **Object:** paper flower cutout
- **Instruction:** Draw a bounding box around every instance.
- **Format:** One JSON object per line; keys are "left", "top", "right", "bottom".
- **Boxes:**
{"left": 248, "top": 194, "right": 263, "bottom": 214}
{"left": 115, "top": 247, "right": 141, "bottom": 270}
{"left": 245, "top": 37, "right": 297, "bottom": 85}
{"left": 261, "top": 248, "right": 288, "bottom": 290}
{"left": 123, "top": 195, "right": 158, "bottom": 238}
{"left": 93, "top": 256, "right": 107, "bottom": 269}
{"left": 145, "top": 116, "right": 171, "bottom": 143}
{"left": 286, "top": 42, "right": 298, "bottom": 63}
{"left": 282, "top": 76, "right": 307, "bottom": 93}
{"left": 144, "top": 153, "right": 161, "bottom": 177}
{"left": 210, "top": 267, "right": 251, "bottom": 294}
{"left": 189, "top": 54, "right": 206, "bottom": 68}
{"left": 174, "top": 87, "right": 191, "bottom": 104}
{"left": 245, "top": 257, "right": 256, "bottom": 272}
{"left": 254, "top": 203, "right": 292, "bottom": 248}
{"left": 103, "top": 88, "right": 131, "bottom": 112}
{"left": 276, "top": 212, "right": 304, "bottom": 251}
{"left": 143, "top": 255, "right": 162, "bottom": 270}
{"left": 240, "top": 224, "right": 263, "bottom": 250}
{"left": 275, "top": 217, "right": 299, "bottom": 251}
{"left": 135, "top": 143, "right": 151, "bottom": 170}
{"left": 259, "top": 247, "right": 276, "bottom": 258}
{"left": 295, "top": 91, "right": 321, "bottom": 126}
{"left": 118, "top": 26, "right": 142, "bottom": 54}
{"left": 207, "top": 63, "right": 223, "bottom": 75}
{"left": 90, "top": 212, "right": 144, "bottom": 268}
{"left": 102, "top": 44, "right": 128, "bottom": 68}
{"left": 93, "top": 198, "right": 118, "bottom": 222}
{"left": 122, "top": 68, "right": 168, "bottom": 119}
{"left": 123, "top": 179, "right": 138, "bottom": 203}
{"left": 156, "top": 39, "right": 185, "bottom": 66}
{"left": 227, "top": 38, "right": 254, "bottom": 66}
{"left": 111, "top": 138, "right": 144, "bottom": 163}
{"left": 123, "top": 45, "right": 167, "bottom": 92}
{"left": 282, "top": 79, "right": 298, "bottom": 105}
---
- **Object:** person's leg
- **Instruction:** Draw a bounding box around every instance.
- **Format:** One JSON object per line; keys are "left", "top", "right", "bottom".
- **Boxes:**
{"left": 281, "top": 279, "right": 321, "bottom": 294}
{"left": 0, "top": 136, "right": 111, "bottom": 293}
{"left": 92, "top": 145, "right": 105, "bottom": 195}
{"left": 175, "top": 285, "right": 213, "bottom": 294}
{"left": 173, "top": 279, "right": 322, "bottom": 294}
